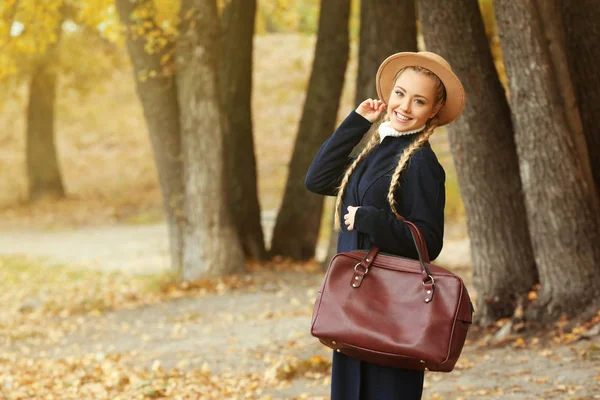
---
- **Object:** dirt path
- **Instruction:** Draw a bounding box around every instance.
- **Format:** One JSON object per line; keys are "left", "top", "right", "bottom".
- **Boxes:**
{"left": 4, "top": 268, "right": 599, "bottom": 399}
{"left": 0, "top": 224, "right": 171, "bottom": 274}
{"left": 0, "top": 213, "right": 470, "bottom": 276}
{"left": 3, "top": 222, "right": 597, "bottom": 399}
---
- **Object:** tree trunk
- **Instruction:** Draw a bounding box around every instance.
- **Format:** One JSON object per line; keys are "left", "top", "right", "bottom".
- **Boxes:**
{"left": 323, "top": 0, "right": 418, "bottom": 268}
{"left": 26, "top": 36, "right": 65, "bottom": 201}
{"left": 220, "top": 0, "right": 266, "bottom": 260}
{"left": 355, "top": 0, "right": 417, "bottom": 104}
{"left": 494, "top": 0, "right": 600, "bottom": 319}
{"left": 322, "top": 207, "right": 338, "bottom": 270}
{"left": 269, "top": 0, "right": 351, "bottom": 260}
{"left": 116, "top": 0, "right": 185, "bottom": 274}
{"left": 418, "top": 0, "right": 537, "bottom": 325}
{"left": 177, "top": 0, "right": 244, "bottom": 279}
{"left": 557, "top": 0, "right": 600, "bottom": 195}
{"left": 535, "top": 0, "right": 594, "bottom": 190}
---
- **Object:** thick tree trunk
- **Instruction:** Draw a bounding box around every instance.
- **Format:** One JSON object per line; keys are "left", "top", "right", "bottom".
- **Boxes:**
{"left": 557, "top": 0, "right": 600, "bottom": 195}
{"left": 418, "top": 0, "right": 537, "bottom": 325}
{"left": 177, "top": 0, "right": 244, "bottom": 279}
{"left": 26, "top": 39, "right": 65, "bottom": 201}
{"left": 269, "top": 0, "right": 351, "bottom": 260}
{"left": 323, "top": 0, "right": 418, "bottom": 267}
{"left": 494, "top": 0, "right": 600, "bottom": 319}
{"left": 355, "top": 0, "right": 417, "bottom": 104}
{"left": 116, "top": 0, "right": 185, "bottom": 274}
{"left": 535, "top": 0, "right": 594, "bottom": 189}
{"left": 220, "top": 0, "right": 266, "bottom": 260}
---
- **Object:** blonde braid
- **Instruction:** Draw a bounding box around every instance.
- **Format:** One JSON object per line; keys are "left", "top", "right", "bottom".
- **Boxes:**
{"left": 334, "top": 130, "right": 381, "bottom": 231}
{"left": 386, "top": 121, "right": 438, "bottom": 219}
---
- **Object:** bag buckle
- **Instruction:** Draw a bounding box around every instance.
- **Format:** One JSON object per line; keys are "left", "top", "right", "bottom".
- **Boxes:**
{"left": 422, "top": 274, "right": 435, "bottom": 286}
{"left": 422, "top": 274, "right": 435, "bottom": 303}
{"left": 353, "top": 262, "right": 369, "bottom": 275}
{"left": 351, "top": 262, "right": 369, "bottom": 288}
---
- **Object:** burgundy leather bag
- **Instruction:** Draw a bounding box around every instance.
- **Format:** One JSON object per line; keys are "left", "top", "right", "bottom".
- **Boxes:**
{"left": 311, "top": 221, "right": 473, "bottom": 372}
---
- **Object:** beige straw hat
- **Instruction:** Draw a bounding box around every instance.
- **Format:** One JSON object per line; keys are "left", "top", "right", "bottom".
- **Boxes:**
{"left": 376, "top": 51, "right": 466, "bottom": 126}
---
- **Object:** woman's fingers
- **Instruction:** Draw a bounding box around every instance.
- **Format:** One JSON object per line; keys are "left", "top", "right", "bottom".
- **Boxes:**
{"left": 356, "top": 99, "right": 387, "bottom": 123}
{"left": 362, "top": 99, "right": 383, "bottom": 112}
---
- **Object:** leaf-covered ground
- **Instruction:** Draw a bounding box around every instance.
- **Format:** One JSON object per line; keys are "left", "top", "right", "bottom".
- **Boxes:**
{"left": 1, "top": 256, "right": 599, "bottom": 399}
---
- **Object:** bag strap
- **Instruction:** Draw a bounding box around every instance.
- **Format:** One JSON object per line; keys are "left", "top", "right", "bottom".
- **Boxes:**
{"left": 355, "top": 221, "right": 434, "bottom": 284}
{"left": 351, "top": 222, "right": 436, "bottom": 301}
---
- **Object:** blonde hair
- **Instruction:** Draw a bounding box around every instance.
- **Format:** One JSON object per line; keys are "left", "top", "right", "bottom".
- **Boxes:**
{"left": 334, "top": 66, "right": 446, "bottom": 230}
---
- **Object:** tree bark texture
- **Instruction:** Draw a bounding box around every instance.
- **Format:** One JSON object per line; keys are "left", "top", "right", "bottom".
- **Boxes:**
{"left": 494, "top": 0, "right": 600, "bottom": 318}
{"left": 355, "top": 0, "right": 417, "bottom": 105}
{"left": 220, "top": 0, "right": 266, "bottom": 260}
{"left": 535, "top": 0, "right": 594, "bottom": 191}
{"left": 26, "top": 33, "right": 65, "bottom": 201}
{"left": 116, "top": 0, "right": 185, "bottom": 274}
{"left": 557, "top": 0, "right": 600, "bottom": 195}
{"left": 269, "top": 0, "right": 351, "bottom": 260}
{"left": 418, "top": 0, "right": 537, "bottom": 325}
{"left": 177, "top": 0, "right": 244, "bottom": 279}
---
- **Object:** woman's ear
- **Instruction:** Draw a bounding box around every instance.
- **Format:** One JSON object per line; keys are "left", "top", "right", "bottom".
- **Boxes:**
{"left": 429, "top": 104, "right": 442, "bottom": 119}
{"left": 426, "top": 114, "right": 440, "bottom": 126}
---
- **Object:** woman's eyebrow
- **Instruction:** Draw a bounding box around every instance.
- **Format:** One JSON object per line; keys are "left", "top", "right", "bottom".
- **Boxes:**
{"left": 395, "top": 86, "right": 429, "bottom": 101}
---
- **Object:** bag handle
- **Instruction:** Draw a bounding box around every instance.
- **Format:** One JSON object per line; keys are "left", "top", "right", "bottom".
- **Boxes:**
{"left": 351, "top": 221, "right": 436, "bottom": 301}
{"left": 404, "top": 220, "right": 431, "bottom": 264}
{"left": 354, "top": 221, "right": 433, "bottom": 284}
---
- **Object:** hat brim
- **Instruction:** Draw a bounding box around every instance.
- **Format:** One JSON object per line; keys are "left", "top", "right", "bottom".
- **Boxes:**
{"left": 376, "top": 53, "right": 465, "bottom": 126}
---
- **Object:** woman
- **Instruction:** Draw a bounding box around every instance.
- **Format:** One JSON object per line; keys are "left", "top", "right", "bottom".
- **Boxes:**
{"left": 305, "top": 51, "right": 465, "bottom": 399}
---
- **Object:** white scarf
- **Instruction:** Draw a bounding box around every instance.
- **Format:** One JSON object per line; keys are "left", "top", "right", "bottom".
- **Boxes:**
{"left": 378, "top": 121, "right": 426, "bottom": 143}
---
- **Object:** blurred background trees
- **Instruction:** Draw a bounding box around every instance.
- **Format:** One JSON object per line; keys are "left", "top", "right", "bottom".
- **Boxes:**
{"left": 269, "top": 0, "right": 350, "bottom": 260}
{"left": 114, "top": 0, "right": 185, "bottom": 273}
{"left": 0, "top": 0, "right": 598, "bottom": 326}
{"left": 418, "top": 0, "right": 537, "bottom": 326}
{"left": 493, "top": 0, "right": 600, "bottom": 320}
{"left": 1, "top": 0, "right": 123, "bottom": 201}
{"left": 220, "top": 0, "right": 266, "bottom": 260}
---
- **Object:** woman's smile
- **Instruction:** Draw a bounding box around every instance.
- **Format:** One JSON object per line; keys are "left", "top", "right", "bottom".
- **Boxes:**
{"left": 393, "top": 110, "right": 413, "bottom": 123}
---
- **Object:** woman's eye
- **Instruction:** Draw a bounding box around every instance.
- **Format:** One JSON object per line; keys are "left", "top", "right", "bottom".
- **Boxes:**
{"left": 395, "top": 91, "right": 404, "bottom": 97}
{"left": 415, "top": 99, "right": 424, "bottom": 105}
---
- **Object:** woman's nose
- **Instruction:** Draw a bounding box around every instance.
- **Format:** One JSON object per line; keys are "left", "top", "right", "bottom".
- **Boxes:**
{"left": 400, "top": 98, "right": 411, "bottom": 113}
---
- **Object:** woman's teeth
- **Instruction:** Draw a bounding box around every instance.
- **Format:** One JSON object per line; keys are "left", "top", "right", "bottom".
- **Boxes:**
{"left": 395, "top": 112, "right": 411, "bottom": 121}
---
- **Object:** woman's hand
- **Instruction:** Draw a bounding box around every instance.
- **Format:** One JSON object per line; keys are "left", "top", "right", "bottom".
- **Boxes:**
{"left": 355, "top": 99, "right": 386, "bottom": 123}
{"left": 344, "top": 206, "right": 360, "bottom": 231}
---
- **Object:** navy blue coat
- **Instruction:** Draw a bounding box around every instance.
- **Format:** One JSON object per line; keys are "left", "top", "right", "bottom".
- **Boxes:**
{"left": 305, "top": 111, "right": 446, "bottom": 400}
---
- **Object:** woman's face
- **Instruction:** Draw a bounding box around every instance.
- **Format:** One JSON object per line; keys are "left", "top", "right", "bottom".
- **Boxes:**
{"left": 386, "top": 68, "right": 440, "bottom": 132}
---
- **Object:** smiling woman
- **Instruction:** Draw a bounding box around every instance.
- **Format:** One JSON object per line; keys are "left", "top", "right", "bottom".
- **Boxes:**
{"left": 305, "top": 51, "right": 466, "bottom": 399}
{"left": 388, "top": 68, "right": 443, "bottom": 131}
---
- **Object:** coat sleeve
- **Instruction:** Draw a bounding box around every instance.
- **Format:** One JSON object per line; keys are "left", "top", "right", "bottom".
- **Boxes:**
{"left": 353, "top": 147, "right": 446, "bottom": 260}
{"left": 305, "top": 111, "right": 373, "bottom": 196}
